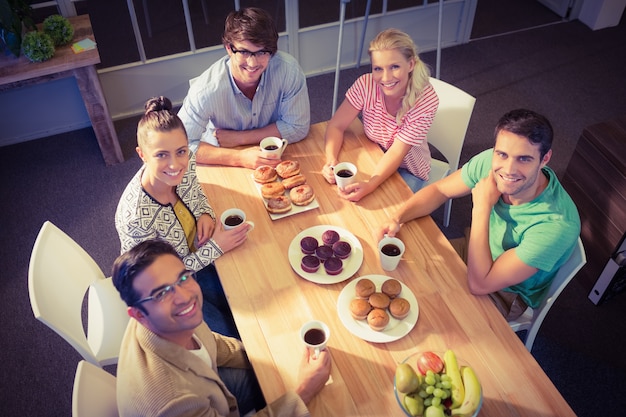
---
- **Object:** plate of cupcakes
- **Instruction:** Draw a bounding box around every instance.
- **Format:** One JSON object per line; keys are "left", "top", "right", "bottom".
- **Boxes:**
{"left": 337, "top": 275, "right": 419, "bottom": 343}
{"left": 288, "top": 225, "right": 363, "bottom": 284}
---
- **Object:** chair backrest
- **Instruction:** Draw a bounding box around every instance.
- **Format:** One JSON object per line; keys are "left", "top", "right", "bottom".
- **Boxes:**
{"left": 426, "top": 77, "right": 476, "bottom": 177}
{"left": 28, "top": 221, "right": 129, "bottom": 366}
{"left": 72, "top": 360, "right": 119, "bottom": 417}
{"left": 512, "top": 237, "right": 586, "bottom": 350}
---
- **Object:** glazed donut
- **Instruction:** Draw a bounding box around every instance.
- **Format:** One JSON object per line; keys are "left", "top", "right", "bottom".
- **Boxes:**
{"left": 254, "top": 165, "right": 277, "bottom": 183}
{"left": 266, "top": 195, "right": 292, "bottom": 214}
{"left": 289, "top": 184, "right": 315, "bottom": 206}
{"left": 276, "top": 160, "right": 300, "bottom": 178}
{"left": 282, "top": 174, "right": 306, "bottom": 189}
{"left": 261, "top": 182, "right": 285, "bottom": 199}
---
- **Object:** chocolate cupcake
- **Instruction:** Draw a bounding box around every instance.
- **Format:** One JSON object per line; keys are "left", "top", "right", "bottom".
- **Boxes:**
{"left": 315, "top": 245, "right": 333, "bottom": 262}
{"left": 321, "top": 229, "right": 340, "bottom": 246}
{"left": 301, "top": 255, "right": 321, "bottom": 273}
{"left": 323, "top": 257, "right": 343, "bottom": 275}
{"left": 332, "top": 240, "right": 352, "bottom": 259}
{"left": 300, "top": 236, "right": 319, "bottom": 254}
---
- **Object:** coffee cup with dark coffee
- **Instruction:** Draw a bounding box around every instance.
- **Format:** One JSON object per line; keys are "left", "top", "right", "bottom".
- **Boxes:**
{"left": 220, "top": 208, "right": 255, "bottom": 231}
{"left": 299, "top": 319, "right": 330, "bottom": 359}
{"left": 332, "top": 162, "right": 357, "bottom": 190}
{"left": 260, "top": 136, "right": 288, "bottom": 158}
{"left": 378, "top": 235, "right": 405, "bottom": 271}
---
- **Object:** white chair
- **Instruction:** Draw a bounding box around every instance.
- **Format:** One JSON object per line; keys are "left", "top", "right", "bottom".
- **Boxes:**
{"left": 28, "top": 221, "right": 130, "bottom": 367}
{"left": 424, "top": 77, "right": 476, "bottom": 227}
{"left": 509, "top": 237, "right": 586, "bottom": 351}
{"left": 72, "top": 360, "right": 119, "bottom": 417}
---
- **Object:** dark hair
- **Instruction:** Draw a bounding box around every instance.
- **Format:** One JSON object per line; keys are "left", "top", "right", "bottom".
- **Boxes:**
{"left": 137, "top": 96, "right": 187, "bottom": 148}
{"left": 222, "top": 7, "right": 278, "bottom": 54}
{"left": 494, "top": 109, "right": 553, "bottom": 158}
{"left": 112, "top": 239, "right": 180, "bottom": 312}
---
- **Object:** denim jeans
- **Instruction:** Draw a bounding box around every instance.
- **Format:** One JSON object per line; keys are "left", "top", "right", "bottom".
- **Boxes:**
{"left": 218, "top": 366, "right": 267, "bottom": 415}
{"left": 398, "top": 167, "right": 426, "bottom": 192}
{"left": 195, "top": 264, "right": 240, "bottom": 339}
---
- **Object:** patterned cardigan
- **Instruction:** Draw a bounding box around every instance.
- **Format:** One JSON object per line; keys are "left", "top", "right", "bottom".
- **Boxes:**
{"left": 115, "top": 154, "right": 223, "bottom": 271}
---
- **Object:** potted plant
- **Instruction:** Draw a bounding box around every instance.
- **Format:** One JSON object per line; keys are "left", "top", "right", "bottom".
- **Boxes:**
{"left": 21, "top": 30, "right": 54, "bottom": 62}
{"left": 43, "top": 14, "right": 73, "bottom": 46}
{"left": 0, "top": 0, "right": 35, "bottom": 57}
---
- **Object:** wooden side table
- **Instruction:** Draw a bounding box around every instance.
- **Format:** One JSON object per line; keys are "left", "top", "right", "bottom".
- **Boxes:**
{"left": 0, "top": 14, "right": 123, "bottom": 165}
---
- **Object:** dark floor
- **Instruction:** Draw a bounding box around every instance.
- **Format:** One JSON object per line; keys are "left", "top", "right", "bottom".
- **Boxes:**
{"left": 2, "top": 1, "right": 626, "bottom": 416}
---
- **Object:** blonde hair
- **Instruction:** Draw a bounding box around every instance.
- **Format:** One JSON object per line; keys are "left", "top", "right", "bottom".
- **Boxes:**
{"left": 369, "top": 28, "right": 431, "bottom": 124}
{"left": 137, "top": 96, "right": 186, "bottom": 149}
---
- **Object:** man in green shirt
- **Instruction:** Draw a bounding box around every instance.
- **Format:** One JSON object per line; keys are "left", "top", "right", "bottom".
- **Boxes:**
{"left": 378, "top": 109, "right": 580, "bottom": 319}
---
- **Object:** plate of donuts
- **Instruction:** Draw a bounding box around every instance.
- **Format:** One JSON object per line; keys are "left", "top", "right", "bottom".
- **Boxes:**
{"left": 336, "top": 275, "right": 419, "bottom": 343}
{"left": 252, "top": 161, "right": 319, "bottom": 220}
{"left": 288, "top": 225, "right": 364, "bottom": 284}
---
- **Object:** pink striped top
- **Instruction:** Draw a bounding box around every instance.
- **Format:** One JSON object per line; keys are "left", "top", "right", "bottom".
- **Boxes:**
{"left": 346, "top": 74, "right": 439, "bottom": 180}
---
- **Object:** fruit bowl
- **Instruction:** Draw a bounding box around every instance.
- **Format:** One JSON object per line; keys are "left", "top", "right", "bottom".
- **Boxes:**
{"left": 394, "top": 350, "right": 483, "bottom": 417}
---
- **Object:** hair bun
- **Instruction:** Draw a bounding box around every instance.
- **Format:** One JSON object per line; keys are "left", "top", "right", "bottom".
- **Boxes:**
{"left": 144, "top": 96, "right": 173, "bottom": 114}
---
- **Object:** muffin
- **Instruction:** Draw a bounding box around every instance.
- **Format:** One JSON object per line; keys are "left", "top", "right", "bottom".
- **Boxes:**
{"left": 323, "top": 257, "right": 343, "bottom": 275}
{"left": 315, "top": 245, "right": 333, "bottom": 262}
{"left": 381, "top": 278, "right": 402, "bottom": 299}
{"left": 301, "top": 255, "right": 320, "bottom": 273}
{"left": 332, "top": 240, "right": 352, "bottom": 259}
{"left": 300, "top": 236, "right": 319, "bottom": 254}
{"left": 368, "top": 292, "right": 391, "bottom": 310}
{"left": 321, "top": 229, "right": 340, "bottom": 246}
{"left": 349, "top": 298, "right": 372, "bottom": 320}
{"left": 367, "top": 308, "right": 390, "bottom": 331}
{"left": 355, "top": 278, "right": 376, "bottom": 299}
{"left": 389, "top": 297, "right": 411, "bottom": 320}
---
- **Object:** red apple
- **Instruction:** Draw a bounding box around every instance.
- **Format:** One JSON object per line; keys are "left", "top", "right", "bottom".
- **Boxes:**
{"left": 416, "top": 351, "right": 444, "bottom": 375}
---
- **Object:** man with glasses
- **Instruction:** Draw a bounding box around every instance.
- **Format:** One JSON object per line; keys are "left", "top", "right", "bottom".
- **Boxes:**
{"left": 113, "top": 239, "right": 331, "bottom": 417}
{"left": 178, "top": 7, "right": 310, "bottom": 169}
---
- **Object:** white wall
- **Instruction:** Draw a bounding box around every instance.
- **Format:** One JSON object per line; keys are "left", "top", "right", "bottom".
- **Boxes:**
{"left": 0, "top": 1, "right": 476, "bottom": 147}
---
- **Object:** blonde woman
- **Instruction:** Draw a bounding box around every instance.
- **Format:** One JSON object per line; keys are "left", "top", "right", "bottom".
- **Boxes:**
{"left": 323, "top": 28, "right": 439, "bottom": 201}
{"left": 115, "top": 96, "right": 251, "bottom": 337}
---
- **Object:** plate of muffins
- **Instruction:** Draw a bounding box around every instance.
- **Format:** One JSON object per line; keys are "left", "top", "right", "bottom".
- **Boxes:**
{"left": 337, "top": 275, "right": 419, "bottom": 343}
{"left": 252, "top": 160, "right": 319, "bottom": 220}
{"left": 288, "top": 225, "right": 364, "bottom": 284}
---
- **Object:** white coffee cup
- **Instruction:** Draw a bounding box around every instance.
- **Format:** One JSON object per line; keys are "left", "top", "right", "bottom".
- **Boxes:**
{"left": 333, "top": 162, "right": 357, "bottom": 190}
{"left": 378, "top": 235, "right": 406, "bottom": 271}
{"left": 299, "top": 320, "right": 330, "bottom": 359}
{"left": 260, "top": 136, "right": 288, "bottom": 158}
{"left": 220, "top": 208, "right": 254, "bottom": 231}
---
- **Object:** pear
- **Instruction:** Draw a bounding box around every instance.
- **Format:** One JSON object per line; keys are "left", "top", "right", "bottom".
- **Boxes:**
{"left": 424, "top": 405, "right": 446, "bottom": 417}
{"left": 395, "top": 363, "right": 422, "bottom": 394}
{"left": 404, "top": 393, "right": 425, "bottom": 416}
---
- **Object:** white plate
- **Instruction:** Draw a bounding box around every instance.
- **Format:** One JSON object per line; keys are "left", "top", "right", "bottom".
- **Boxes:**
{"left": 288, "top": 225, "right": 364, "bottom": 284}
{"left": 252, "top": 174, "right": 320, "bottom": 220}
{"left": 337, "top": 275, "right": 419, "bottom": 343}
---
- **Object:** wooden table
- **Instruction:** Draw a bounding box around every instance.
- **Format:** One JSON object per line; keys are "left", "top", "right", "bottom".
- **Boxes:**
{"left": 0, "top": 15, "right": 123, "bottom": 166}
{"left": 197, "top": 120, "right": 576, "bottom": 417}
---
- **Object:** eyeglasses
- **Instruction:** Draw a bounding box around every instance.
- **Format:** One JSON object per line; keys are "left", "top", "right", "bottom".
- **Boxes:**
{"left": 133, "top": 270, "right": 196, "bottom": 306}
{"left": 229, "top": 44, "right": 272, "bottom": 59}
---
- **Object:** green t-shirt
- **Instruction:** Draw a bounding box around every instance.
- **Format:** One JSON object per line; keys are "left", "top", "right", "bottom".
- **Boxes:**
{"left": 461, "top": 149, "right": 580, "bottom": 308}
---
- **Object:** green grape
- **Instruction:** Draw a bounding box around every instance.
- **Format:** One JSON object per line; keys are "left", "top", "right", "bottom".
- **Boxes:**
{"left": 418, "top": 390, "right": 429, "bottom": 399}
{"left": 440, "top": 380, "right": 452, "bottom": 389}
{"left": 440, "top": 374, "right": 451, "bottom": 382}
{"left": 431, "top": 397, "right": 442, "bottom": 407}
{"left": 424, "top": 398, "right": 432, "bottom": 407}
{"left": 425, "top": 385, "right": 435, "bottom": 394}
{"left": 435, "top": 382, "right": 443, "bottom": 389}
{"left": 424, "top": 374, "right": 436, "bottom": 385}
{"left": 433, "top": 388, "right": 445, "bottom": 398}
{"left": 440, "top": 389, "right": 450, "bottom": 399}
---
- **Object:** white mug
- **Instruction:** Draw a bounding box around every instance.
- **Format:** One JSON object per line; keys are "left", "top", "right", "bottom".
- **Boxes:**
{"left": 260, "top": 136, "right": 288, "bottom": 158}
{"left": 220, "top": 208, "right": 254, "bottom": 231}
{"left": 299, "top": 320, "right": 330, "bottom": 359}
{"left": 333, "top": 162, "right": 357, "bottom": 190}
{"left": 378, "top": 235, "right": 405, "bottom": 271}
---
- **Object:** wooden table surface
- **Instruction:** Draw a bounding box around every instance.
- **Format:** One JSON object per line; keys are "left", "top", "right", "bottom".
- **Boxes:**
{"left": 197, "top": 120, "right": 575, "bottom": 417}
{"left": 0, "top": 15, "right": 123, "bottom": 165}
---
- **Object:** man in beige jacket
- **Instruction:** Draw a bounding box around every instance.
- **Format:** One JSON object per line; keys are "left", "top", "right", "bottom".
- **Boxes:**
{"left": 112, "top": 239, "right": 331, "bottom": 417}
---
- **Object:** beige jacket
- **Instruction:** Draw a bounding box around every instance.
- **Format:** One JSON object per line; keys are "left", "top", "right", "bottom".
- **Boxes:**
{"left": 117, "top": 320, "right": 309, "bottom": 417}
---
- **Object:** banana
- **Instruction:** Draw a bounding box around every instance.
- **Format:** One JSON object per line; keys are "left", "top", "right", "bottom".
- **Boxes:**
{"left": 443, "top": 349, "right": 465, "bottom": 408}
{"left": 450, "top": 366, "right": 481, "bottom": 417}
